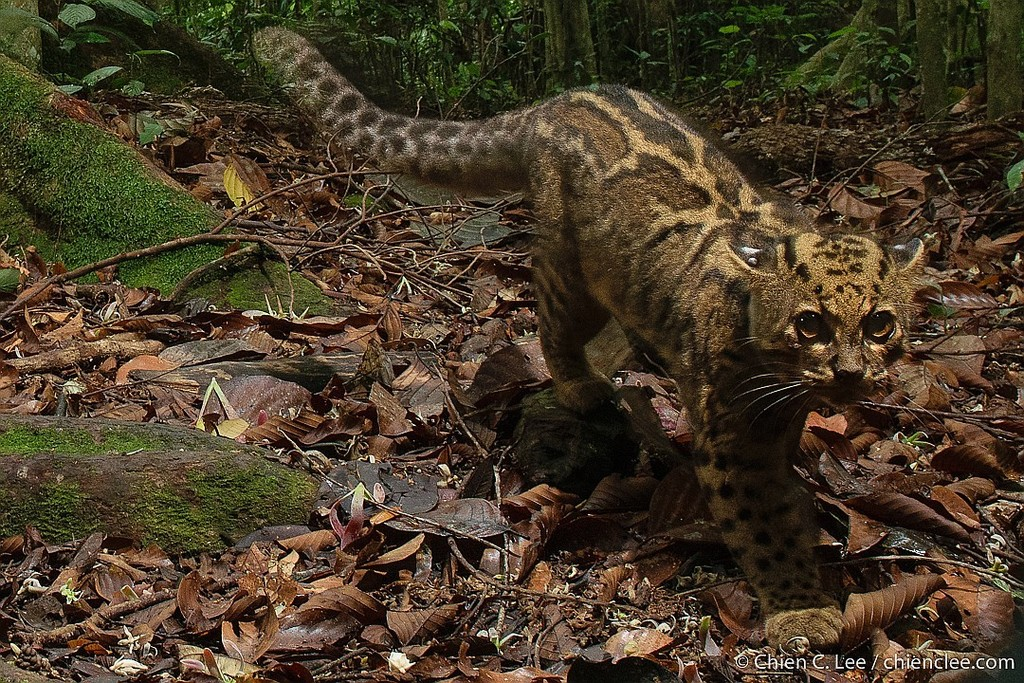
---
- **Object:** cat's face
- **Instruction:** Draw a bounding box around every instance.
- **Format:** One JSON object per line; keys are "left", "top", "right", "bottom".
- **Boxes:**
{"left": 735, "top": 233, "right": 924, "bottom": 406}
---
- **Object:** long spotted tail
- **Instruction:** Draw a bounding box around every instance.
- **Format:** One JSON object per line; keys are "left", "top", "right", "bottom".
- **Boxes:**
{"left": 253, "top": 27, "right": 533, "bottom": 194}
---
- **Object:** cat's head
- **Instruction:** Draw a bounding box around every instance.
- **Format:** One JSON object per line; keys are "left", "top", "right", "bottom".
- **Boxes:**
{"left": 730, "top": 231, "right": 925, "bottom": 405}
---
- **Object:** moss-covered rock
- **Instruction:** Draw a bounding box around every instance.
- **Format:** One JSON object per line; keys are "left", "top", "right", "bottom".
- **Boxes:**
{"left": 0, "top": 415, "right": 318, "bottom": 552}
{"left": 0, "top": 54, "right": 222, "bottom": 291}
{"left": 180, "top": 257, "right": 339, "bottom": 315}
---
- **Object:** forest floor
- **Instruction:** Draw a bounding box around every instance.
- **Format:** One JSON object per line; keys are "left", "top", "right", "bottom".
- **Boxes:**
{"left": 1, "top": 89, "right": 1024, "bottom": 683}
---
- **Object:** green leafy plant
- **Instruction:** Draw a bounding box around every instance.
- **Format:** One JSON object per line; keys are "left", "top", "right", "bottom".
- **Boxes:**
{"left": 1008, "top": 156, "right": 1023, "bottom": 191}
{"left": 3, "top": 0, "right": 165, "bottom": 94}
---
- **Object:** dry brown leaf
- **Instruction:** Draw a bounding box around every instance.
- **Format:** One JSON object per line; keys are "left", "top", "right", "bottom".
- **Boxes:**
{"left": 504, "top": 484, "right": 580, "bottom": 512}
{"left": 277, "top": 529, "right": 338, "bottom": 554}
{"left": 919, "top": 334, "right": 990, "bottom": 391}
{"left": 220, "top": 607, "right": 279, "bottom": 663}
{"left": 930, "top": 281, "right": 1000, "bottom": 311}
{"left": 873, "top": 160, "right": 932, "bottom": 196}
{"left": 386, "top": 603, "right": 460, "bottom": 645}
{"left": 647, "top": 463, "right": 705, "bottom": 534}
{"left": 596, "top": 565, "right": 632, "bottom": 602}
{"left": 944, "top": 477, "right": 996, "bottom": 502}
{"left": 370, "top": 382, "right": 413, "bottom": 436}
{"left": 115, "top": 354, "right": 178, "bottom": 385}
{"left": 393, "top": 357, "right": 446, "bottom": 420}
{"left": 928, "top": 486, "right": 981, "bottom": 529}
{"left": 361, "top": 533, "right": 425, "bottom": 568}
{"left": 705, "top": 582, "right": 755, "bottom": 641}
{"left": 580, "top": 474, "right": 658, "bottom": 512}
{"left": 940, "top": 574, "right": 1017, "bottom": 649}
{"left": 930, "top": 445, "right": 1005, "bottom": 479}
{"left": 0, "top": 535, "right": 23, "bottom": 555}
{"left": 298, "top": 585, "right": 385, "bottom": 624}
{"left": 840, "top": 574, "right": 945, "bottom": 649}
{"left": 845, "top": 491, "right": 972, "bottom": 544}
{"left": 829, "top": 186, "right": 885, "bottom": 220}
{"left": 604, "top": 627, "right": 675, "bottom": 660}
{"left": 239, "top": 408, "right": 327, "bottom": 445}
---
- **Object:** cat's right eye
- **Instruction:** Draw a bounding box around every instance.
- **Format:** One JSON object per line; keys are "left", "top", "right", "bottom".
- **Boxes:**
{"left": 794, "top": 311, "right": 824, "bottom": 343}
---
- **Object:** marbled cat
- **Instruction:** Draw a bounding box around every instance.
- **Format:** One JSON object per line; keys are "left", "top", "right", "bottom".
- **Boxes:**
{"left": 254, "top": 27, "right": 925, "bottom": 649}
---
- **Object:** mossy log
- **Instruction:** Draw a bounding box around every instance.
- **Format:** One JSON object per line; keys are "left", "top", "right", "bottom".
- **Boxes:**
{"left": 0, "top": 53, "right": 221, "bottom": 291}
{"left": 0, "top": 415, "right": 318, "bottom": 553}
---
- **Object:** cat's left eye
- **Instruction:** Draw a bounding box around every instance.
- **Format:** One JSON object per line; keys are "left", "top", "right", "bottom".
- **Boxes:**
{"left": 864, "top": 311, "right": 896, "bottom": 342}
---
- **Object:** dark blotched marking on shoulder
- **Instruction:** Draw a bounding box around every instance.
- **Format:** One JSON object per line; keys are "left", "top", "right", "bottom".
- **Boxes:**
{"left": 795, "top": 262, "right": 811, "bottom": 282}
{"left": 641, "top": 220, "right": 697, "bottom": 253}
{"left": 714, "top": 175, "right": 743, "bottom": 204}
{"left": 783, "top": 235, "right": 798, "bottom": 269}
{"left": 878, "top": 258, "right": 890, "bottom": 278}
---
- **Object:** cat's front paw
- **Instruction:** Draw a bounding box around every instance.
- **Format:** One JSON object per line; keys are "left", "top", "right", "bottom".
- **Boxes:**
{"left": 765, "top": 606, "right": 843, "bottom": 650}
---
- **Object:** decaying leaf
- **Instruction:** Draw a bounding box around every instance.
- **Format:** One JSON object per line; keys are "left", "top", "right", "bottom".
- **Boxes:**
{"left": 840, "top": 574, "right": 945, "bottom": 649}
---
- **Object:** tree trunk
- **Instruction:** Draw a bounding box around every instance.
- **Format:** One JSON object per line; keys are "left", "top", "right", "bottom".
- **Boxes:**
{"left": 543, "top": 0, "right": 596, "bottom": 91}
{"left": 987, "top": 0, "right": 1024, "bottom": 119}
{"left": 792, "top": 0, "right": 884, "bottom": 91}
{"left": 917, "top": 0, "right": 949, "bottom": 119}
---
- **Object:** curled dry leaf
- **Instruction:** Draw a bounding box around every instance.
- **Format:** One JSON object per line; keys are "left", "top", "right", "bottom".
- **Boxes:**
{"left": 944, "top": 477, "right": 996, "bottom": 503}
{"left": 840, "top": 573, "right": 945, "bottom": 649}
{"left": 298, "top": 585, "right": 385, "bottom": 624}
{"left": 647, "top": 463, "right": 705, "bottom": 534}
{"left": 927, "top": 486, "right": 981, "bottom": 530}
{"left": 277, "top": 529, "right": 337, "bottom": 554}
{"left": 704, "top": 582, "right": 755, "bottom": 642}
{"left": 503, "top": 483, "right": 580, "bottom": 512}
{"left": 845, "top": 491, "right": 973, "bottom": 544}
{"left": 925, "top": 281, "right": 1000, "bottom": 312}
{"left": 931, "top": 445, "right": 1005, "bottom": 481}
{"left": 580, "top": 474, "right": 659, "bottom": 512}
{"left": 595, "top": 565, "right": 632, "bottom": 602}
{"left": 386, "top": 603, "right": 461, "bottom": 645}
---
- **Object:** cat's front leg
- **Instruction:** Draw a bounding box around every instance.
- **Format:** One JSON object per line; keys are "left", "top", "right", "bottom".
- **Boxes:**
{"left": 693, "top": 422, "right": 842, "bottom": 649}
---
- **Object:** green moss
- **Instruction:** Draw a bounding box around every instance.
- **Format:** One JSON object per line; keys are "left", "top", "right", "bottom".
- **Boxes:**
{"left": 3, "top": 481, "right": 99, "bottom": 541}
{"left": 0, "top": 55, "right": 221, "bottom": 292}
{"left": 131, "top": 461, "right": 315, "bottom": 551}
{"left": 0, "top": 192, "right": 42, "bottom": 244}
{"left": 0, "top": 426, "right": 105, "bottom": 455}
{"left": 0, "top": 425, "right": 172, "bottom": 455}
{"left": 185, "top": 260, "right": 337, "bottom": 315}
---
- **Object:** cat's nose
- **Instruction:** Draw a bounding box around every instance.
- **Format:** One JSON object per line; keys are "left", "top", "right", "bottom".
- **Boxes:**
{"left": 831, "top": 355, "right": 865, "bottom": 384}
{"left": 833, "top": 367, "right": 865, "bottom": 384}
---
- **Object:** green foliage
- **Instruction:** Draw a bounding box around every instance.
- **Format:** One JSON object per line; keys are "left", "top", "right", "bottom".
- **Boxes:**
{"left": 180, "top": 0, "right": 989, "bottom": 112}
{"left": 6, "top": 0, "right": 168, "bottom": 94}
{"left": 1008, "top": 161, "right": 1024, "bottom": 191}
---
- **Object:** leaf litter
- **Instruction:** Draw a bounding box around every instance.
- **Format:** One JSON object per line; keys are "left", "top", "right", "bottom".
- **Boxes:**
{"left": 0, "top": 92, "right": 1023, "bottom": 683}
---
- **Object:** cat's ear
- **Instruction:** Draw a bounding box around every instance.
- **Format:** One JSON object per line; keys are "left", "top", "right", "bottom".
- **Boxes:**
{"left": 886, "top": 238, "right": 925, "bottom": 272}
{"left": 729, "top": 236, "right": 780, "bottom": 273}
